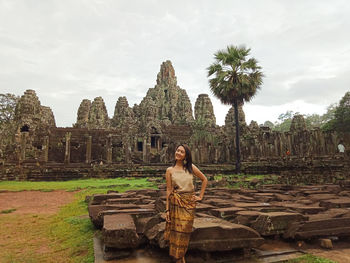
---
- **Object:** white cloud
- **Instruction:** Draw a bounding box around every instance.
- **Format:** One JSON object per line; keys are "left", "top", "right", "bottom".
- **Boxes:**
{"left": 0, "top": 0, "right": 349, "bottom": 126}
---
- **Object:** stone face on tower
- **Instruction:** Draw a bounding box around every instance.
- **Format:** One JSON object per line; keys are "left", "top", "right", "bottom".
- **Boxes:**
{"left": 225, "top": 104, "right": 247, "bottom": 135}
{"left": 139, "top": 60, "right": 194, "bottom": 125}
{"left": 194, "top": 94, "right": 216, "bottom": 127}
{"left": 88, "top": 97, "right": 109, "bottom": 129}
{"left": 14, "top": 89, "right": 56, "bottom": 131}
{"left": 112, "top": 96, "right": 134, "bottom": 128}
{"left": 290, "top": 115, "right": 307, "bottom": 132}
{"left": 75, "top": 99, "right": 91, "bottom": 128}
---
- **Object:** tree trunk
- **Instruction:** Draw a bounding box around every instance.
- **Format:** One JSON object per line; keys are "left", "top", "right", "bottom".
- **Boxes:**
{"left": 233, "top": 99, "right": 241, "bottom": 174}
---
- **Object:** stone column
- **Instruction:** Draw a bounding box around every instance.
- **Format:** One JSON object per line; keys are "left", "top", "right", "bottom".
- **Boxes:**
{"left": 20, "top": 132, "right": 27, "bottom": 161}
{"left": 106, "top": 136, "right": 112, "bottom": 164}
{"left": 43, "top": 136, "right": 49, "bottom": 162}
{"left": 142, "top": 137, "right": 147, "bottom": 163}
{"left": 64, "top": 132, "right": 71, "bottom": 164}
{"left": 124, "top": 140, "right": 131, "bottom": 164}
{"left": 146, "top": 141, "right": 151, "bottom": 164}
{"left": 86, "top": 136, "right": 92, "bottom": 163}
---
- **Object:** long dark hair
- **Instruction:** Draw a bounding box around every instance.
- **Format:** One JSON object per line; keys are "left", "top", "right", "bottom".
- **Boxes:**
{"left": 173, "top": 144, "right": 193, "bottom": 174}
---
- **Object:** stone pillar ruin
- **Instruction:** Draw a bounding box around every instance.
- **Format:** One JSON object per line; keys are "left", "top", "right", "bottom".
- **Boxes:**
{"left": 107, "top": 137, "right": 112, "bottom": 164}
{"left": 43, "top": 136, "right": 49, "bottom": 162}
{"left": 64, "top": 132, "right": 71, "bottom": 164}
{"left": 20, "top": 132, "right": 27, "bottom": 162}
{"left": 142, "top": 137, "right": 147, "bottom": 163}
{"left": 86, "top": 136, "right": 92, "bottom": 164}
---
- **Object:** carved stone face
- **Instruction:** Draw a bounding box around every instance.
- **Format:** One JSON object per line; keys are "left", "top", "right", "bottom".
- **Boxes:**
{"left": 175, "top": 145, "right": 186, "bottom": 161}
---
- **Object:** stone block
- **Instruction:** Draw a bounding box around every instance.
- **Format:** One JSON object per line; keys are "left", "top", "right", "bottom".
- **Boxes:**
{"left": 284, "top": 217, "right": 350, "bottom": 239}
{"left": 102, "top": 214, "right": 139, "bottom": 249}
{"left": 319, "top": 238, "right": 333, "bottom": 249}
{"left": 251, "top": 212, "right": 306, "bottom": 236}
{"left": 320, "top": 198, "right": 350, "bottom": 208}
{"left": 189, "top": 217, "right": 264, "bottom": 251}
{"left": 210, "top": 207, "right": 245, "bottom": 219}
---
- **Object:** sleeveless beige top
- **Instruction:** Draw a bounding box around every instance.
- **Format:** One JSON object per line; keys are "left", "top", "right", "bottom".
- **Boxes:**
{"left": 171, "top": 169, "right": 194, "bottom": 193}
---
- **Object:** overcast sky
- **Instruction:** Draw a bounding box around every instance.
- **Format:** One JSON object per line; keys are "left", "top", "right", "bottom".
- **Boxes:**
{"left": 1, "top": 0, "right": 349, "bottom": 127}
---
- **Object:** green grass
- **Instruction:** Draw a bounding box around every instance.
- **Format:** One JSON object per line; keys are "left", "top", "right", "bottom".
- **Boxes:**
{"left": 0, "top": 178, "right": 156, "bottom": 263}
{"left": 1, "top": 208, "right": 16, "bottom": 214}
{"left": 288, "top": 254, "right": 336, "bottom": 263}
{"left": 0, "top": 177, "right": 151, "bottom": 192}
{"left": 47, "top": 180, "right": 156, "bottom": 263}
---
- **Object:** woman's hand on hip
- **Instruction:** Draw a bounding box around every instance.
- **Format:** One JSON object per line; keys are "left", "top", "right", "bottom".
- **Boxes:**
{"left": 193, "top": 195, "right": 202, "bottom": 202}
{"left": 165, "top": 211, "right": 170, "bottom": 222}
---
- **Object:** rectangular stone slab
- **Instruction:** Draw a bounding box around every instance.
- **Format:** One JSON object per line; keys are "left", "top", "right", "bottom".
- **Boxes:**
{"left": 320, "top": 198, "right": 350, "bottom": 208}
{"left": 284, "top": 217, "right": 350, "bottom": 239}
{"left": 189, "top": 217, "right": 263, "bottom": 251}
{"left": 102, "top": 214, "right": 139, "bottom": 249}
{"left": 251, "top": 212, "right": 306, "bottom": 236}
{"left": 210, "top": 207, "right": 245, "bottom": 218}
{"left": 91, "top": 193, "right": 125, "bottom": 205}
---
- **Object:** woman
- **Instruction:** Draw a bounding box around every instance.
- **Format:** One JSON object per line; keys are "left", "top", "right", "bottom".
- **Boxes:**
{"left": 164, "top": 144, "right": 208, "bottom": 263}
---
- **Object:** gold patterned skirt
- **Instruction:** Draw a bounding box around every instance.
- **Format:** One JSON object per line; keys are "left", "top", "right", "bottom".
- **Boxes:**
{"left": 164, "top": 191, "right": 196, "bottom": 259}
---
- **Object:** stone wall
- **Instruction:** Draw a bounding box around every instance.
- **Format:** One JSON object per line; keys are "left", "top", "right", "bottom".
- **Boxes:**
{"left": 1, "top": 61, "right": 349, "bottom": 181}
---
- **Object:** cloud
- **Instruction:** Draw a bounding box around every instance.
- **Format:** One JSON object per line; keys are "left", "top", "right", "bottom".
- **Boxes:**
{"left": 1, "top": 0, "right": 350, "bottom": 126}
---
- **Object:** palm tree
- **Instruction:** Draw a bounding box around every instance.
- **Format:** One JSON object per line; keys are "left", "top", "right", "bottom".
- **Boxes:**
{"left": 207, "top": 45, "right": 264, "bottom": 173}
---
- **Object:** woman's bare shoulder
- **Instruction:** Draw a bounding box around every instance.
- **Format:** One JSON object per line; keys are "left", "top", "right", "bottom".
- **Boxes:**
{"left": 191, "top": 163, "right": 198, "bottom": 170}
{"left": 166, "top": 166, "right": 173, "bottom": 173}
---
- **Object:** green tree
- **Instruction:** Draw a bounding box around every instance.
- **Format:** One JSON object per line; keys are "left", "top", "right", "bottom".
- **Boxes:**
{"left": 305, "top": 114, "right": 323, "bottom": 129}
{"left": 273, "top": 110, "right": 294, "bottom": 132}
{"left": 333, "top": 91, "right": 350, "bottom": 132}
{"left": 0, "top": 93, "right": 19, "bottom": 157}
{"left": 263, "top": 120, "right": 274, "bottom": 129}
{"left": 0, "top": 93, "right": 18, "bottom": 125}
{"left": 207, "top": 45, "right": 264, "bottom": 173}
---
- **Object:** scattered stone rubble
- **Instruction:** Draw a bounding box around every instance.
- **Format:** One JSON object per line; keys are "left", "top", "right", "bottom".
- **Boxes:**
{"left": 88, "top": 181, "right": 350, "bottom": 261}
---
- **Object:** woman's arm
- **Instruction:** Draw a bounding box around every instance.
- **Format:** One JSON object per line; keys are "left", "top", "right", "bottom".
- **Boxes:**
{"left": 192, "top": 164, "right": 208, "bottom": 201}
{"left": 165, "top": 167, "right": 172, "bottom": 221}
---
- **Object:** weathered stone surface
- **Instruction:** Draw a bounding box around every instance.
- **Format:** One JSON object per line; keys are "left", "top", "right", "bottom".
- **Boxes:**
{"left": 189, "top": 217, "right": 264, "bottom": 251}
{"left": 194, "top": 94, "right": 216, "bottom": 127}
{"left": 102, "top": 214, "right": 139, "bottom": 249}
{"left": 74, "top": 99, "right": 91, "bottom": 128}
{"left": 280, "top": 203, "right": 327, "bottom": 214}
{"left": 111, "top": 96, "right": 135, "bottom": 128}
{"left": 319, "top": 198, "right": 350, "bottom": 208}
{"left": 234, "top": 211, "right": 262, "bottom": 226}
{"left": 224, "top": 104, "right": 247, "bottom": 135}
{"left": 88, "top": 97, "right": 109, "bottom": 129}
{"left": 90, "top": 193, "right": 126, "bottom": 205}
{"left": 144, "top": 221, "right": 168, "bottom": 248}
{"left": 139, "top": 60, "right": 194, "bottom": 126}
{"left": 210, "top": 207, "right": 245, "bottom": 219}
{"left": 252, "top": 212, "right": 306, "bottom": 236}
{"left": 319, "top": 238, "right": 333, "bottom": 249}
{"left": 290, "top": 114, "right": 307, "bottom": 132}
{"left": 307, "top": 208, "right": 350, "bottom": 221}
{"left": 40, "top": 106, "right": 56, "bottom": 127}
{"left": 284, "top": 217, "right": 350, "bottom": 239}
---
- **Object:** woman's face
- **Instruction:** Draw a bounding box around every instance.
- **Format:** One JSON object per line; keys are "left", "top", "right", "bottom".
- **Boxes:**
{"left": 175, "top": 146, "right": 186, "bottom": 161}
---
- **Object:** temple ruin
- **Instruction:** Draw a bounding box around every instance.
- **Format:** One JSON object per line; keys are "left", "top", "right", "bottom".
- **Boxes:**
{"left": 0, "top": 60, "right": 349, "bottom": 181}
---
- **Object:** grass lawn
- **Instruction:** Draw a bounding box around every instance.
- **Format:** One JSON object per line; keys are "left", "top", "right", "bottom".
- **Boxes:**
{"left": 289, "top": 254, "right": 336, "bottom": 263}
{"left": 0, "top": 177, "right": 155, "bottom": 263}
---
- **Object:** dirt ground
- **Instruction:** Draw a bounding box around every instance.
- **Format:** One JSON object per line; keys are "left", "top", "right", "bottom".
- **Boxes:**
{"left": 1, "top": 190, "right": 350, "bottom": 263}
{"left": 0, "top": 190, "right": 77, "bottom": 263}
{"left": 0, "top": 190, "right": 76, "bottom": 214}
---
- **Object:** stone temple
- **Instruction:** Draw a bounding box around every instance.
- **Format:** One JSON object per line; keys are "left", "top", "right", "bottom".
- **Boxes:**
{"left": 1, "top": 60, "right": 349, "bottom": 180}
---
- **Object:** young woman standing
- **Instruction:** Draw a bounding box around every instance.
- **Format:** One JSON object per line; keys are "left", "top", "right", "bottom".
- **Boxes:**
{"left": 164, "top": 144, "right": 208, "bottom": 263}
